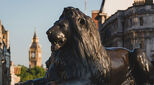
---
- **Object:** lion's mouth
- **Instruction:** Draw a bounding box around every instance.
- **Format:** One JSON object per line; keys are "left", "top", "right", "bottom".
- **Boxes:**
{"left": 49, "top": 33, "right": 66, "bottom": 52}
{"left": 51, "top": 39, "right": 65, "bottom": 51}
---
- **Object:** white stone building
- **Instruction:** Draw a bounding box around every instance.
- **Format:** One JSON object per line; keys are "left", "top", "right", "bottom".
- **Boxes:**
{"left": 10, "top": 62, "right": 20, "bottom": 85}
{"left": 98, "top": 0, "right": 154, "bottom": 60}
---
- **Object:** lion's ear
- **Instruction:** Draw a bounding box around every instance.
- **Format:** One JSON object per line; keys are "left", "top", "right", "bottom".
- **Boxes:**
{"left": 78, "top": 18, "right": 85, "bottom": 25}
{"left": 64, "top": 7, "right": 74, "bottom": 17}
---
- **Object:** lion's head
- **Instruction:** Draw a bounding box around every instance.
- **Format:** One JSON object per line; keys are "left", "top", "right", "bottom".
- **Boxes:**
{"left": 46, "top": 18, "right": 70, "bottom": 51}
{"left": 46, "top": 7, "right": 95, "bottom": 52}
{"left": 46, "top": 7, "right": 111, "bottom": 84}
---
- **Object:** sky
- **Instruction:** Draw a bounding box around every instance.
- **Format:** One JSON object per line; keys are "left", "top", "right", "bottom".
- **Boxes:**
{"left": 0, "top": 0, "right": 133, "bottom": 67}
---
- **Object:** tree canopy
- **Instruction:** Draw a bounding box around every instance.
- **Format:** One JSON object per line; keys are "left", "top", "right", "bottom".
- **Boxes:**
{"left": 18, "top": 66, "right": 46, "bottom": 82}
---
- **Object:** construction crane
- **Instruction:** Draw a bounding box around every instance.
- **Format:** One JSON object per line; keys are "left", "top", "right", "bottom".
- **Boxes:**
{"left": 99, "top": 0, "right": 105, "bottom": 13}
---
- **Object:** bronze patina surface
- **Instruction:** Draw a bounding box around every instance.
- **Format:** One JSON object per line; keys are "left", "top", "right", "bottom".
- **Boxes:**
{"left": 16, "top": 7, "right": 154, "bottom": 85}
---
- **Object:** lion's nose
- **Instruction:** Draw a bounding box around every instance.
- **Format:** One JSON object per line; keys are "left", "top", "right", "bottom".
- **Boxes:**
{"left": 46, "top": 29, "right": 52, "bottom": 36}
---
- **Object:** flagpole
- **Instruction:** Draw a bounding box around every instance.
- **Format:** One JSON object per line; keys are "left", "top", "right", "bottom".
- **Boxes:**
{"left": 85, "top": 0, "right": 87, "bottom": 14}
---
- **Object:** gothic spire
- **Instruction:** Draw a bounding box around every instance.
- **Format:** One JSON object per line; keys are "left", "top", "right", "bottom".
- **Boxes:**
{"left": 33, "top": 28, "right": 37, "bottom": 39}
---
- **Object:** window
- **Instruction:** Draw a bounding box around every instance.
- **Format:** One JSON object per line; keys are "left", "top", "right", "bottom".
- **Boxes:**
{"left": 39, "top": 53, "right": 41, "bottom": 57}
{"left": 31, "top": 52, "right": 35, "bottom": 58}
{"left": 134, "top": 17, "right": 138, "bottom": 26}
{"left": 139, "top": 17, "right": 143, "bottom": 26}
{"left": 139, "top": 43, "right": 142, "bottom": 48}
{"left": 130, "top": 18, "right": 132, "bottom": 27}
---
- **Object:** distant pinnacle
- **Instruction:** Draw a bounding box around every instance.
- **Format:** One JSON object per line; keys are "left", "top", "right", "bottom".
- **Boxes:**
{"left": 33, "top": 28, "right": 37, "bottom": 39}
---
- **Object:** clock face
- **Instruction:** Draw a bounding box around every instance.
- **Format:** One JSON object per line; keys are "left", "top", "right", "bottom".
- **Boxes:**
{"left": 39, "top": 53, "right": 41, "bottom": 57}
{"left": 31, "top": 52, "right": 35, "bottom": 58}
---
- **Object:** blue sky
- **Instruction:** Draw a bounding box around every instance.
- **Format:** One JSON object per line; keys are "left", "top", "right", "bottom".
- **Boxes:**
{"left": 0, "top": 0, "right": 133, "bottom": 67}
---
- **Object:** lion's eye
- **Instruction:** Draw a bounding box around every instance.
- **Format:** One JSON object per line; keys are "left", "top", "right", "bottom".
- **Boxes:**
{"left": 78, "top": 18, "right": 85, "bottom": 25}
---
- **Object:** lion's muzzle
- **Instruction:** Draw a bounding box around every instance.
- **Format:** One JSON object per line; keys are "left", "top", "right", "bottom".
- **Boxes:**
{"left": 47, "top": 28, "right": 66, "bottom": 51}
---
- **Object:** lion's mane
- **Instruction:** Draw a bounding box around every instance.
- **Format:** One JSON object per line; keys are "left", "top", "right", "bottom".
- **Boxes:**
{"left": 46, "top": 7, "right": 111, "bottom": 84}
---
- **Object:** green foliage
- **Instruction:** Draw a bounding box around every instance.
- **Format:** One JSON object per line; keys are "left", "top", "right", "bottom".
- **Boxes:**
{"left": 19, "top": 66, "right": 46, "bottom": 82}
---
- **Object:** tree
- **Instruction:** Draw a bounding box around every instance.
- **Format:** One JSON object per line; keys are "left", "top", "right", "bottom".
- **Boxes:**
{"left": 19, "top": 66, "right": 46, "bottom": 82}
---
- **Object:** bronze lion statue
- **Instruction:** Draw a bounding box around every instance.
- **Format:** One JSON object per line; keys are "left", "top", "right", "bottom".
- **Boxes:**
{"left": 16, "top": 7, "right": 154, "bottom": 85}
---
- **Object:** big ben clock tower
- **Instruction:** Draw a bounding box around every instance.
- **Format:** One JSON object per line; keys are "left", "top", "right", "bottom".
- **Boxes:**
{"left": 29, "top": 31, "right": 42, "bottom": 68}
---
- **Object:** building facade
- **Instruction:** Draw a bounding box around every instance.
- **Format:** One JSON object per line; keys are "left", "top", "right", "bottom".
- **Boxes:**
{"left": 0, "top": 20, "right": 11, "bottom": 85}
{"left": 98, "top": 0, "right": 154, "bottom": 60}
{"left": 92, "top": 10, "right": 99, "bottom": 29}
{"left": 29, "top": 31, "right": 42, "bottom": 68}
{"left": 10, "top": 62, "right": 20, "bottom": 85}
